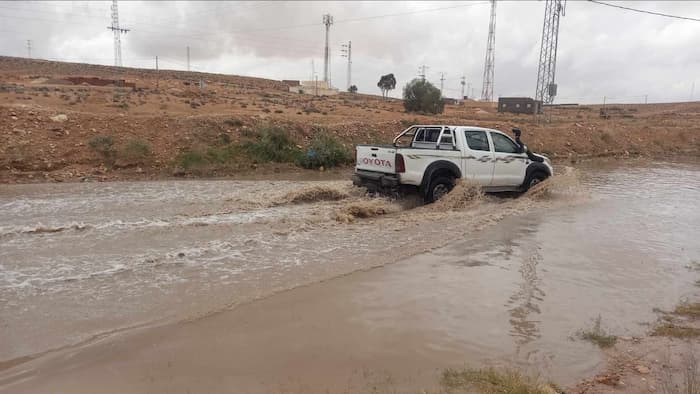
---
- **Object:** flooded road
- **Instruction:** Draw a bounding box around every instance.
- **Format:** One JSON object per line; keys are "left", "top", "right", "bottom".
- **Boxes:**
{"left": 1, "top": 160, "right": 699, "bottom": 392}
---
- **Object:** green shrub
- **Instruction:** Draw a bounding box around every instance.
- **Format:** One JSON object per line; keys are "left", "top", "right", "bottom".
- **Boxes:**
{"left": 175, "top": 150, "right": 208, "bottom": 170}
{"left": 88, "top": 135, "right": 116, "bottom": 164}
{"left": 205, "top": 145, "right": 238, "bottom": 164}
{"left": 403, "top": 78, "right": 444, "bottom": 114}
{"left": 298, "top": 133, "right": 353, "bottom": 169}
{"left": 175, "top": 145, "right": 241, "bottom": 171}
{"left": 243, "top": 126, "right": 301, "bottom": 163}
{"left": 120, "top": 139, "right": 151, "bottom": 164}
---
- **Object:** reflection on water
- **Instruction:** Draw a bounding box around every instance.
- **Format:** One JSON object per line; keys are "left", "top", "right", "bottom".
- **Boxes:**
{"left": 508, "top": 248, "right": 544, "bottom": 346}
{"left": 342, "top": 160, "right": 700, "bottom": 384}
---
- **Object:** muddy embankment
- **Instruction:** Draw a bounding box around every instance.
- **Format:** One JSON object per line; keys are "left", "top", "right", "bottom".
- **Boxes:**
{"left": 2, "top": 57, "right": 699, "bottom": 183}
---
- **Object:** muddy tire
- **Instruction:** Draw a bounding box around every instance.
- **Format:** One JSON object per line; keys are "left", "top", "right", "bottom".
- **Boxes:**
{"left": 425, "top": 176, "right": 454, "bottom": 203}
{"left": 524, "top": 171, "right": 548, "bottom": 191}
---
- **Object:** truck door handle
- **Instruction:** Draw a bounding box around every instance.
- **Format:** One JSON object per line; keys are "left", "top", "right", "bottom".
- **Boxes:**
{"left": 371, "top": 154, "right": 377, "bottom": 157}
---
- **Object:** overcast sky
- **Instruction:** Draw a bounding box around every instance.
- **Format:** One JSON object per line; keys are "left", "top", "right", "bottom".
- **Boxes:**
{"left": 0, "top": 1, "right": 698, "bottom": 103}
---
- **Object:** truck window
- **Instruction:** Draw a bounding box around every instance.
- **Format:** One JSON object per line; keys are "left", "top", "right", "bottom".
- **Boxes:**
{"left": 412, "top": 127, "right": 443, "bottom": 148}
{"left": 491, "top": 132, "right": 519, "bottom": 153}
{"left": 464, "top": 130, "right": 490, "bottom": 151}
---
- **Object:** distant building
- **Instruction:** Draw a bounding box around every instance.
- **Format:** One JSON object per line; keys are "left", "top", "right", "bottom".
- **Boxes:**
{"left": 288, "top": 80, "right": 339, "bottom": 96}
{"left": 497, "top": 97, "right": 542, "bottom": 114}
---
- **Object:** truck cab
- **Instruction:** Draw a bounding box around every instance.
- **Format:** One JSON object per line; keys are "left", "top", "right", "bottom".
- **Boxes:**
{"left": 353, "top": 125, "right": 553, "bottom": 202}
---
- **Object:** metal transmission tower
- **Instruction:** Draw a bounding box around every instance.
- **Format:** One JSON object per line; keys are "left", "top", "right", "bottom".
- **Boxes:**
{"left": 460, "top": 76, "right": 466, "bottom": 99}
{"left": 26, "top": 40, "right": 32, "bottom": 58}
{"left": 418, "top": 65, "right": 429, "bottom": 81}
{"left": 535, "top": 0, "right": 566, "bottom": 104}
{"left": 340, "top": 41, "right": 352, "bottom": 90}
{"left": 107, "top": 0, "right": 129, "bottom": 67}
{"left": 481, "top": 0, "right": 496, "bottom": 102}
{"left": 322, "top": 14, "right": 334, "bottom": 84}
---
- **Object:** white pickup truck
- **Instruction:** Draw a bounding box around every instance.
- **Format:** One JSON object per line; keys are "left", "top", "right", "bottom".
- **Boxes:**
{"left": 352, "top": 125, "right": 553, "bottom": 202}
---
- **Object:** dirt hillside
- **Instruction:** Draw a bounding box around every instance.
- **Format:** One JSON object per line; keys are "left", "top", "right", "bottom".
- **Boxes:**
{"left": 1, "top": 56, "right": 699, "bottom": 183}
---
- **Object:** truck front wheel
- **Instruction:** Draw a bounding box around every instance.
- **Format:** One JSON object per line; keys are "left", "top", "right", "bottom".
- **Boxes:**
{"left": 426, "top": 176, "right": 455, "bottom": 203}
{"left": 524, "top": 171, "right": 548, "bottom": 190}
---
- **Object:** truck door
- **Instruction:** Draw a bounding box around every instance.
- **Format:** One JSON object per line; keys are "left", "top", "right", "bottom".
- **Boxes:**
{"left": 489, "top": 132, "right": 528, "bottom": 187}
{"left": 461, "top": 130, "right": 495, "bottom": 186}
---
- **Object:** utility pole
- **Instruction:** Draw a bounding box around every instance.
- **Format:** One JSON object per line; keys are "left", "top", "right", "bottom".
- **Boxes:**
{"left": 340, "top": 41, "right": 352, "bottom": 91}
{"left": 186, "top": 46, "right": 190, "bottom": 71}
{"left": 155, "top": 55, "right": 159, "bottom": 89}
{"left": 535, "top": 0, "right": 566, "bottom": 104}
{"left": 322, "top": 14, "right": 334, "bottom": 85}
{"left": 418, "top": 65, "right": 429, "bottom": 81}
{"left": 107, "top": 0, "right": 129, "bottom": 67}
{"left": 439, "top": 72, "right": 446, "bottom": 97}
{"left": 26, "top": 40, "right": 32, "bottom": 58}
{"left": 644, "top": 94, "right": 648, "bottom": 105}
{"left": 314, "top": 73, "right": 319, "bottom": 96}
{"left": 460, "top": 76, "right": 466, "bottom": 100}
{"left": 692, "top": 82, "right": 696, "bottom": 101}
{"left": 311, "top": 59, "right": 315, "bottom": 82}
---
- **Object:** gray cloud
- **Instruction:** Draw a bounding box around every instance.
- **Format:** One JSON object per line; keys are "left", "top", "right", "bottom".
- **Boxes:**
{"left": 0, "top": 1, "right": 698, "bottom": 103}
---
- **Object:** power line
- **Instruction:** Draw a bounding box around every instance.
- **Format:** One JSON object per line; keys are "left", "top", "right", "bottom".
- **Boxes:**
{"left": 588, "top": 1, "right": 700, "bottom": 22}
{"left": 334, "top": 2, "right": 489, "bottom": 24}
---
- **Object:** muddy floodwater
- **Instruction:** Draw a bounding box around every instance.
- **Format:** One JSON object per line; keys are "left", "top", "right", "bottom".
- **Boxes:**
{"left": 1, "top": 160, "right": 699, "bottom": 392}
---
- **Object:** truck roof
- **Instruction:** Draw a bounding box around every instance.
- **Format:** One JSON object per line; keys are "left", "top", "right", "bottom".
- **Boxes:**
{"left": 409, "top": 125, "right": 505, "bottom": 133}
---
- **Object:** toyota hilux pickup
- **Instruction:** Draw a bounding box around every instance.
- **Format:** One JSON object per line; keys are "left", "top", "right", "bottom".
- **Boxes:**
{"left": 352, "top": 125, "right": 553, "bottom": 202}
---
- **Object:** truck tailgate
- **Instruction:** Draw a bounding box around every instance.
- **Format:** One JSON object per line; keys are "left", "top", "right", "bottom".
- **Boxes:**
{"left": 355, "top": 145, "right": 396, "bottom": 174}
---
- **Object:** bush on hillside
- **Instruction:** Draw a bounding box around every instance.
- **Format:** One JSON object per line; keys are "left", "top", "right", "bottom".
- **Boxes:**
{"left": 403, "top": 78, "right": 444, "bottom": 114}
{"left": 243, "top": 126, "right": 301, "bottom": 163}
{"left": 88, "top": 135, "right": 116, "bottom": 165}
{"left": 298, "top": 133, "right": 353, "bottom": 169}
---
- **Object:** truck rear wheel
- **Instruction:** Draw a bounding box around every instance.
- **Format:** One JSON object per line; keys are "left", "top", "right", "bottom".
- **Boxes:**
{"left": 426, "top": 176, "right": 454, "bottom": 203}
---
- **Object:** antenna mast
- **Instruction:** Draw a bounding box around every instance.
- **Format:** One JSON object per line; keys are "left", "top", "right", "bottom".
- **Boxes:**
{"left": 341, "top": 41, "right": 352, "bottom": 90}
{"left": 322, "top": 14, "right": 334, "bottom": 84}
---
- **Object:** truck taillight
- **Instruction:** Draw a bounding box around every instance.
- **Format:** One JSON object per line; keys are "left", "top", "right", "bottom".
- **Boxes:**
{"left": 395, "top": 153, "right": 405, "bottom": 173}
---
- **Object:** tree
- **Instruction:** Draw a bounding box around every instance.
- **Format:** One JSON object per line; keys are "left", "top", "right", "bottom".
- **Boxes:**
{"left": 348, "top": 85, "right": 358, "bottom": 93}
{"left": 377, "top": 73, "right": 396, "bottom": 99}
{"left": 403, "top": 78, "right": 444, "bottom": 114}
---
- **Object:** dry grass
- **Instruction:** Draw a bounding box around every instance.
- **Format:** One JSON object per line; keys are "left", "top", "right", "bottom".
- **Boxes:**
{"left": 439, "top": 367, "right": 560, "bottom": 394}
{"left": 334, "top": 198, "right": 398, "bottom": 223}
{"left": 660, "top": 351, "right": 700, "bottom": 394}
{"left": 675, "top": 303, "right": 700, "bottom": 319}
{"left": 652, "top": 324, "right": 700, "bottom": 339}
{"left": 578, "top": 316, "right": 617, "bottom": 348}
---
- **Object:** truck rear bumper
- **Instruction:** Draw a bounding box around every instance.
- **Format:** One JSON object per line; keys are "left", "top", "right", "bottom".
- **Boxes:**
{"left": 352, "top": 170, "right": 400, "bottom": 190}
